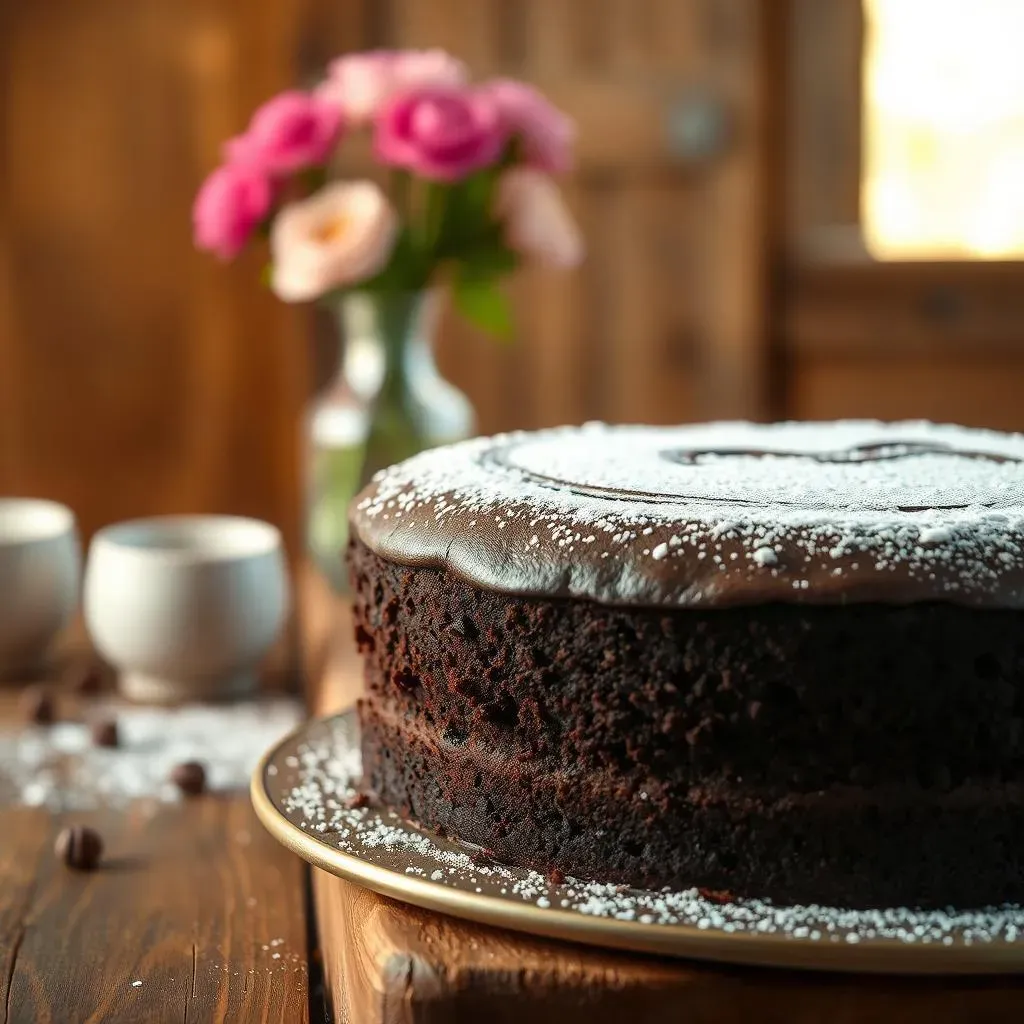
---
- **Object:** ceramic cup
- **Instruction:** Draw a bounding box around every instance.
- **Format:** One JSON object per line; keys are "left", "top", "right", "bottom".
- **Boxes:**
{"left": 84, "top": 515, "right": 289, "bottom": 703}
{"left": 0, "top": 498, "right": 81, "bottom": 679}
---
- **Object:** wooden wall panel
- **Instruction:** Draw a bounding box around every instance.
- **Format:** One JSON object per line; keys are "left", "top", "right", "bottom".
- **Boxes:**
{"left": 1, "top": 0, "right": 308, "bottom": 546}
{"left": 790, "top": 357, "right": 1024, "bottom": 433}
{"left": 786, "top": 0, "right": 863, "bottom": 243}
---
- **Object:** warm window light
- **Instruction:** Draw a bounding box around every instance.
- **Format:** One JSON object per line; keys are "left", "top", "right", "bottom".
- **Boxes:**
{"left": 863, "top": 0, "right": 1024, "bottom": 259}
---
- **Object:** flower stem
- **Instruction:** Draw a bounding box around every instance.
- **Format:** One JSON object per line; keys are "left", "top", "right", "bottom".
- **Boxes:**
{"left": 390, "top": 169, "right": 411, "bottom": 220}
{"left": 424, "top": 182, "right": 449, "bottom": 259}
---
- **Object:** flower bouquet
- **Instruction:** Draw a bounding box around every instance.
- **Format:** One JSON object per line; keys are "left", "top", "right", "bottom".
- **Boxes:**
{"left": 193, "top": 48, "right": 581, "bottom": 332}
{"left": 192, "top": 49, "right": 582, "bottom": 589}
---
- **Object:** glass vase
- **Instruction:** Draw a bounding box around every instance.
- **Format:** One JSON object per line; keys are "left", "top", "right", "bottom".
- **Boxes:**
{"left": 306, "top": 290, "right": 475, "bottom": 592}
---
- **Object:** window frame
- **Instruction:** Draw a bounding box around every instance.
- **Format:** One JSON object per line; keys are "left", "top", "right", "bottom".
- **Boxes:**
{"left": 783, "top": 0, "right": 1024, "bottom": 362}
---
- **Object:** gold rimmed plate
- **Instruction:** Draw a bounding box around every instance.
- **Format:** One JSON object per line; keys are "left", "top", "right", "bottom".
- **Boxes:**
{"left": 252, "top": 712, "right": 1024, "bottom": 975}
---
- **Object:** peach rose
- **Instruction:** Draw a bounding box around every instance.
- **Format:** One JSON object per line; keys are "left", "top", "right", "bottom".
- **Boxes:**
{"left": 270, "top": 181, "right": 398, "bottom": 302}
{"left": 494, "top": 168, "right": 583, "bottom": 268}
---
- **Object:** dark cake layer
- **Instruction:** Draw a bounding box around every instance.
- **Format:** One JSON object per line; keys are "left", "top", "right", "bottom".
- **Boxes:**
{"left": 360, "top": 703, "right": 1024, "bottom": 908}
{"left": 350, "top": 539, "right": 1024, "bottom": 907}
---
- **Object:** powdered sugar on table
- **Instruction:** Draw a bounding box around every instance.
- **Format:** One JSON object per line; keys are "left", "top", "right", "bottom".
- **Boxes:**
{"left": 0, "top": 699, "right": 302, "bottom": 810}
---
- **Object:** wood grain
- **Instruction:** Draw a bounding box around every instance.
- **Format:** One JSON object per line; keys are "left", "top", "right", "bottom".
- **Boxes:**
{"left": 689, "top": 0, "right": 777, "bottom": 421}
{"left": 786, "top": 0, "right": 864, "bottom": 239}
{"left": 0, "top": 799, "right": 309, "bottom": 1024}
{"left": 1, "top": 0, "right": 307, "bottom": 547}
{"left": 0, "top": 663, "right": 311, "bottom": 1024}
{"left": 786, "top": 260, "right": 1024, "bottom": 356}
{"left": 790, "top": 356, "right": 1024, "bottom": 433}
{"left": 313, "top": 875, "right": 1024, "bottom": 1024}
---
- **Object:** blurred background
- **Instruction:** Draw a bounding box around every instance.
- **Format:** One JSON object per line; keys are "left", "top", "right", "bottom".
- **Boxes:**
{"left": 3, "top": 0, "right": 1024, "bottom": 558}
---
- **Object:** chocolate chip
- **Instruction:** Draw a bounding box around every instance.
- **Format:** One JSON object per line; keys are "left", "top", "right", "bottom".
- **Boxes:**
{"left": 55, "top": 826, "right": 103, "bottom": 870}
{"left": 21, "top": 685, "right": 55, "bottom": 725}
{"left": 90, "top": 717, "right": 119, "bottom": 748}
{"left": 344, "top": 792, "right": 369, "bottom": 810}
{"left": 170, "top": 761, "right": 206, "bottom": 796}
{"left": 66, "top": 663, "right": 103, "bottom": 696}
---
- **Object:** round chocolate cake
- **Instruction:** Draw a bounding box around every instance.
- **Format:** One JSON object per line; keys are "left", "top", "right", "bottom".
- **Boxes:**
{"left": 347, "top": 421, "right": 1024, "bottom": 908}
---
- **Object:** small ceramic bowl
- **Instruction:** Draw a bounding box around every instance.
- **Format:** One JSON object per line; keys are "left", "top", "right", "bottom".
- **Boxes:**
{"left": 0, "top": 498, "right": 81, "bottom": 679}
{"left": 84, "top": 515, "right": 290, "bottom": 703}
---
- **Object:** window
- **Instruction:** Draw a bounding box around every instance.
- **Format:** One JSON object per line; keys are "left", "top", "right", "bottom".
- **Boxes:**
{"left": 862, "top": 0, "right": 1024, "bottom": 259}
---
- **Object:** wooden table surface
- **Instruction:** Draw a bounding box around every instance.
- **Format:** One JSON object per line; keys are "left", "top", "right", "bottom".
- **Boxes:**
{"left": 5, "top": 569, "right": 1024, "bottom": 1024}
{"left": 0, "top": 654, "right": 315, "bottom": 1024}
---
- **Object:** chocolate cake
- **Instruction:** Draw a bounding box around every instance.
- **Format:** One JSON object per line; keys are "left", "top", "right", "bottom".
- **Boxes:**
{"left": 347, "top": 421, "right": 1024, "bottom": 908}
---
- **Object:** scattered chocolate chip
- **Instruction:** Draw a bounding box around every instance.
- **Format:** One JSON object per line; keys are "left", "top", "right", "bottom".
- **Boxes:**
{"left": 66, "top": 663, "right": 103, "bottom": 696}
{"left": 344, "top": 792, "right": 369, "bottom": 810}
{"left": 90, "top": 717, "right": 119, "bottom": 748}
{"left": 170, "top": 761, "right": 206, "bottom": 796}
{"left": 21, "top": 685, "right": 55, "bottom": 725}
{"left": 55, "top": 826, "right": 103, "bottom": 870}
{"left": 548, "top": 866, "right": 566, "bottom": 886}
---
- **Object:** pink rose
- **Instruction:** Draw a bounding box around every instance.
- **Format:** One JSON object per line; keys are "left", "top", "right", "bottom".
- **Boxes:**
{"left": 494, "top": 168, "right": 583, "bottom": 269}
{"left": 193, "top": 163, "right": 272, "bottom": 260}
{"left": 374, "top": 86, "right": 506, "bottom": 182}
{"left": 270, "top": 181, "right": 398, "bottom": 301}
{"left": 485, "top": 79, "right": 575, "bottom": 174}
{"left": 225, "top": 91, "right": 344, "bottom": 176}
{"left": 316, "top": 49, "right": 467, "bottom": 125}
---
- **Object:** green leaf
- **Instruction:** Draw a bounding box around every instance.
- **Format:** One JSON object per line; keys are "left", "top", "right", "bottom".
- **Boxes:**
{"left": 459, "top": 239, "right": 519, "bottom": 279}
{"left": 452, "top": 271, "right": 514, "bottom": 343}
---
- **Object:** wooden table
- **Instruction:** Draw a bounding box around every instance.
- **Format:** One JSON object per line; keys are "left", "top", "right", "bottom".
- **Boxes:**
{"left": 4, "top": 570, "right": 1024, "bottom": 1024}
{"left": 0, "top": 654, "right": 315, "bottom": 1023}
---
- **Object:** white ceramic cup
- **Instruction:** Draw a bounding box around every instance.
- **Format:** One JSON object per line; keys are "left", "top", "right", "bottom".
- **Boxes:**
{"left": 0, "top": 498, "right": 81, "bottom": 679}
{"left": 84, "top": 515, "right": 290, "bottom": 703}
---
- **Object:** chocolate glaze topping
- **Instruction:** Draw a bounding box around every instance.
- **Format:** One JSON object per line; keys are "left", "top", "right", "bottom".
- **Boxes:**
{"left": 349, "top": 420, "right": 1024, "bottom": 608}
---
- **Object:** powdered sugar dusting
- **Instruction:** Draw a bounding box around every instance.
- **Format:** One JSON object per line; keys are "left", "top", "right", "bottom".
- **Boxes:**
{"left": 0, "top": 699, "right": 302, "bottom": 810}
{"left": 351, "top": 421, "right": 1024, "bottom": 608}
{"left": 270, "top": 714, "right": 1024, "bottom": 954}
